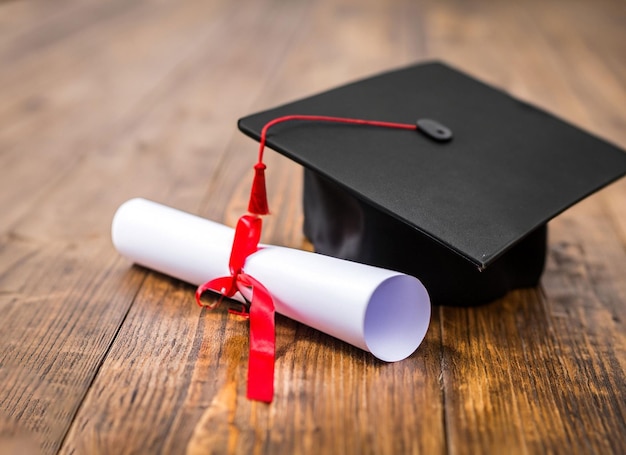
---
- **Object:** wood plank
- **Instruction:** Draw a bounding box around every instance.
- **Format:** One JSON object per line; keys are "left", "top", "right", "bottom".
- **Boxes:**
{"left": 0, "top": 1, "right": 141, "bottom": 66}
{"left": 0, "top": 0, "right": 281, "bottom": 452}
{"left": 0, "top": 0, "right": 231, "bottom": 228}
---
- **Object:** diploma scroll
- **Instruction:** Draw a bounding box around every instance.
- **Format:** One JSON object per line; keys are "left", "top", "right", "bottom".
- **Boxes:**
{"left": 112, "top": 198, "right": 431, "bottom": 361}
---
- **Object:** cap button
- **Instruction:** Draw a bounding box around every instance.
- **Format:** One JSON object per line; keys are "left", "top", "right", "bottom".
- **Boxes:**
{"left": 416, "top": 118, "right": 453, "bottom": 142}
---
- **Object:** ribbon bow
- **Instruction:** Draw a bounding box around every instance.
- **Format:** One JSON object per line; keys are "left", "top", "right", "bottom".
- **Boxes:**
{"left": 195, "top": 215, "right": 275, "bottom": 403}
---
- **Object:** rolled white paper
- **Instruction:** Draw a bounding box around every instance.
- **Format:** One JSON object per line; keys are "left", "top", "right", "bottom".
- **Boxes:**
{"left": 112, "top": 198, "right": 431, "bottom": 361}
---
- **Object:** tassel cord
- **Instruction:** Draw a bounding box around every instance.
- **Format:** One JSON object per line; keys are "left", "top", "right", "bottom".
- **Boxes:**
{"left": 256, "top": 114, "right": 418, "bottom": 164}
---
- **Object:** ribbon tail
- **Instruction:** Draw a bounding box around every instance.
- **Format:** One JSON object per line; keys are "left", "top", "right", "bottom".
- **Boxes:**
{"left": 239, "top": 274, "right": 275, "bottom": 403}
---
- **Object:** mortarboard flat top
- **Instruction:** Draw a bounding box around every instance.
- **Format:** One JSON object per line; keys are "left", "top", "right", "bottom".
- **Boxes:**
{"left": 238, "top": 62, "right": 626, "bottom": 304}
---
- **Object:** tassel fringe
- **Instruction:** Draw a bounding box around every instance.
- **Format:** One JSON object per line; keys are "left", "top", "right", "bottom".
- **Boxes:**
{"left": 248, "top": 162, "right": 270, "bottom": 215}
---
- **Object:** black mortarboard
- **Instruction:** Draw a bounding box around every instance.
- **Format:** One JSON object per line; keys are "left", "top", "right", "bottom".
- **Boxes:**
{"left": 238, "top": 62, "right": 626, "bottom": 306}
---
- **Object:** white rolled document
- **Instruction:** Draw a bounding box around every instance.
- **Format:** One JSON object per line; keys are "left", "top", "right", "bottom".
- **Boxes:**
{"left": 112, "top": 198, "right": 431, "bottom": 361}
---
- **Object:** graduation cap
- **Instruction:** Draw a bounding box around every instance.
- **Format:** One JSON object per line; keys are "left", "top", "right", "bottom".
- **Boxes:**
{"left": 238, "top": 61, "right": 626, "bottom": 306}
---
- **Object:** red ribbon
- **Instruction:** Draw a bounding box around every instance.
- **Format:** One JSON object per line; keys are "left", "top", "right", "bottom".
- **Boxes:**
{"left": 195, "top": 215, "right": 275, "bottom": 403}
{"left": 195, "top": 114, "right": 418, "bottom": 403}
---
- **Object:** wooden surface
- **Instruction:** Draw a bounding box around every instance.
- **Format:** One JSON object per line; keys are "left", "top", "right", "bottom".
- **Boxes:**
{"left": 1, "top": 0, "right": 625, "bottom": 453}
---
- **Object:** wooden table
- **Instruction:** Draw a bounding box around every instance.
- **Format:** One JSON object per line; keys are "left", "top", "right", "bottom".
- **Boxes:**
{"left": 1, "top": 1, "right": 625, "bottom": 453}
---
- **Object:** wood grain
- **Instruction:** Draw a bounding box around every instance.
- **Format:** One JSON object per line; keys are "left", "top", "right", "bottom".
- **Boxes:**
{"left": 0, "top": 0, "right": 624, "bottom": 454}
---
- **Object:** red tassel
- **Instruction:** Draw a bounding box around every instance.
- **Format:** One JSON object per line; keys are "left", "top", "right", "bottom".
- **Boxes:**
{"left": 246, "top": 115, "right": 416, "bottom": 216}
{"left": 248, "top": 162, "right": 270, "bottom": 215}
